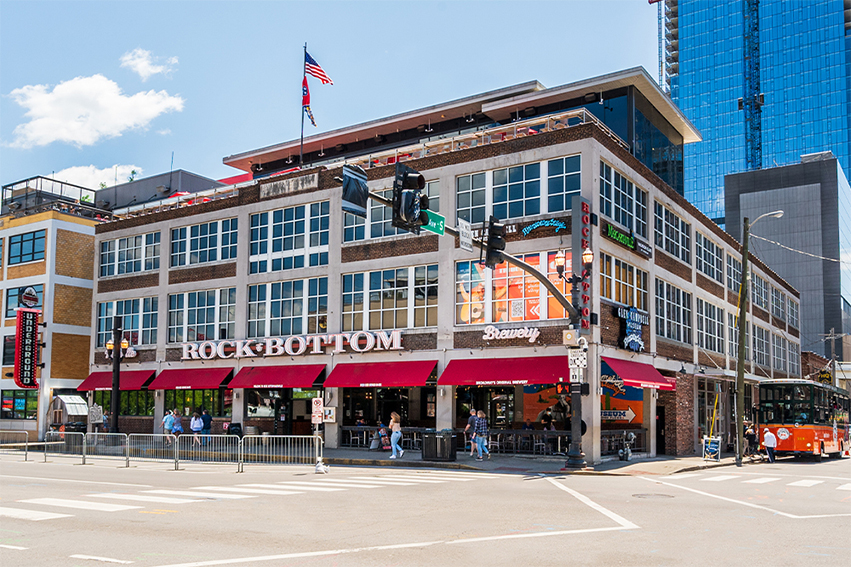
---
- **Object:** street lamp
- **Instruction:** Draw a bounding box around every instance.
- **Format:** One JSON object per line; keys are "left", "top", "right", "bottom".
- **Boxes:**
{"left": 105, "top": 317, "right": 130, "bottom": 433}
{"left": 554, "top": 247, "right": 594, "bottom": 468}
{"left": 735, "top": 210, "right": 783, "bottom": 466}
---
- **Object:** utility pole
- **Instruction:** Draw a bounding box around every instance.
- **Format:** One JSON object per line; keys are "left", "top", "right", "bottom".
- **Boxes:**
{"left": 820, "top": 328, "right": 848, "bottom": 387}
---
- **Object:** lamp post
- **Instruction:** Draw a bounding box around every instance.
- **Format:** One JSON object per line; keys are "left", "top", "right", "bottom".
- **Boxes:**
{"left": 105, "top": 316, "right": 129, "bottom": 434}
{"left": 554, "top": 247, "right": 594, "bottom": 469}
{"left": 736, "top": 210, "right": 783, "bottom": 466}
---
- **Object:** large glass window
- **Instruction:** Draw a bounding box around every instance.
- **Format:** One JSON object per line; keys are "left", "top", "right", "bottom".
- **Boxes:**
{"left": 655, "top": 279, "right": 692, "bottom": 344}
{"left": 788, "top": 299, "right": 799, "bottom": 329}
{"left": 248, "top": 278, "right": 327, "bottom": 338}
{"left": 5, "top": 284, "right": 43, "bottom": 317}
{"left": 696, "top": 233, "right": 723, "bottom": 283}
{"left": 751, "top": 274, "right": 769, "bottom": 310}
{"left": 771, "top": 287, "right": 786, "bottom": 321}
{"left": 344, "top": 267, "right": 434, "bottom": 332}
{"left": 727, "top": 255, "right": 742, "bottom": 292}
{"left": 413, "top": 265, "right": 439, "bottom": 327}
{"left": 600, "top": 163, "right": 648, "bottom": 239}
{"left": 370, "top": 189, "right": 401, "bottom": 238}
{"left": 493, "top": 164, "right": 540, "bottom": 219}
{"left": 8, "top": 230, "right": 46, "bottom": 265}
{"left": 168, "top": 288, "right": 236, "bottom": 343}
{"left": 91, "top": 390, "right": 154, "bottom": 417}
{"left": 773, "top": 334, "right": 788, "bottom": 372}
{"left": 96, "top": 297, "right": 158, "bottom": 347}
{"left": 789, "top": 342, "right": 800, "bottom": 376}
{"left": 456, "top": 173, "right": 486, "bottom": 225}
{"left": 171, "top": 219, "right": 238, "bottom": 267}
{"left": 696, "top": 298, "right": 725, "bottom": 354}
{"left": 753, "top": 326, "right": 770, "bottom": 367}
{"left": 492, "top": 254, "right": 541, "bottom": 322}
{"left": 1, "top": 389, "right": 39, "bottom": 419}
{"left": 164, "top": 389, "right": 232, "bottom": 418}
{"left": 547, "top": 156, "right": 580, "bottom": 213}
{"left": 455, "top": 260, "right": 487, "bottom": 325}
{"left": 344, "top": 212, "right": 366, "bottom": 243}
{"left": 600, "top": 253, "right": 649, "bottom": 310}
{"left": 654, "top": 202, "right": 691, "bottom": 264}
{"left": 250, "top": 203, "right": 328, "bottom": 272}
{"left": 100, "top": 232, "right": 160, "bottom": 277}
{"left": 728, "top": 313, "right": 750, "bottom": 360}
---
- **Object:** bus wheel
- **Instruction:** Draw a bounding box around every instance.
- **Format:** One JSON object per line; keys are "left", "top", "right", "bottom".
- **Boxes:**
{"left": 814, "top": 444, "right": 824, "bottom": 462}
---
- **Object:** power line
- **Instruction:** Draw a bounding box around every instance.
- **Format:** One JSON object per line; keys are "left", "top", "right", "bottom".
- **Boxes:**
{"left": 750, "top": 234, "right": 846, "bottom": 264}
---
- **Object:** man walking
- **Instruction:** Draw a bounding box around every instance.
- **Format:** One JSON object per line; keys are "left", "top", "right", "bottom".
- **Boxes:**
{"left": 763, "top": 427, "right": 777, "bottom": 463}
{"left": 201, "top": 409, "right": 213, "bottom": 445}
{"left": 464, "top": 408, "right": 477, "bottom": 458}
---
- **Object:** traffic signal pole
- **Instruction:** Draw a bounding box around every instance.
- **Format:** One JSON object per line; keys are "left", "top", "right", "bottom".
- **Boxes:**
{"left": 365, "top": 190, "right": 582, "bottom": 323}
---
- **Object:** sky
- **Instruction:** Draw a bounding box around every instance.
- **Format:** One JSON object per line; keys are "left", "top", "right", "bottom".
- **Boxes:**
{"left": 0, "top": 0, "right": 659, "bottom": 190}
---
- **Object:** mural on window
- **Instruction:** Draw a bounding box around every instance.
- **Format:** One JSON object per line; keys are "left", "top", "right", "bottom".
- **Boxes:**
{"left": 492, "top": 254, "right": 541, "bottom": 322}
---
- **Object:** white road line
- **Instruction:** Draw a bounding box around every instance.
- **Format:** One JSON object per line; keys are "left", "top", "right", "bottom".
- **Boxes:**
{"left": 397, "top": 474, "right": 476, "bottom": 482}
{"left": 665, "top": 473, "right": 701, "bottom": 480}
{"left": 742, "top": 477, "right": 781, "bottom": 484}
{"left": 88, "top": 493, "right": 202, "bottom": 504}
{"left": 143, "top": 490, "right": 256, "bottom": 499}
{"left": 69, "top": 554, "right": 134, "bottom": 564}
{"left": 0, "top": 475, "right": 151, "bottom": 488}
{"left": 246, "top": 483, "right": 344, "bottom": 492}
{"left": 377, "top": 475, "right": 446, "bottom": 483}
{"left": 312, "top": 479, "right": 387, "bottom": 486}
{"left": 786, "top": 479, "right": 824, "bottom": 487}
{"left": 642, "top": 477, "right": 851, "bottom": 519}
{"left": 0, "top": 506, "right": 73, "bottom": 521}
{"left": 447, "top": 526, "right": 627, "bottom": 544}
{"left": 279, "top": 481, "right": 381, "bottom": 489}
{"left": 544, "top": 477, "right": 639, "bottom": 529}
{"left": 19, "top": 498, "right": 142, "bottom": 512}
{"left": 0, "top": 544, "right": 29, "bottom": 550}
{"left": 346, "top": 477, "right": 419, "bottom": 486}
{"left": 838, "top": 483, "right": 851, "bottom": 491}
{"left": 700, "top": 475, "right": 741, "bottom": 482}
{"left": 193, "top": 486, "right": 304, "bottom": 496}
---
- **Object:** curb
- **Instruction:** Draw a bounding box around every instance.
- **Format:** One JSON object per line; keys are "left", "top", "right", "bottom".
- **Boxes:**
{"left": 324, "top": 457, "right": 480, "bottom": 470}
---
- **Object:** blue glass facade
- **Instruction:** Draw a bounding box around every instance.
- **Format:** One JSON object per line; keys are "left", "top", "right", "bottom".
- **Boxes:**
{"left": 670, "top": 0, "right": 851, "bottom": 225}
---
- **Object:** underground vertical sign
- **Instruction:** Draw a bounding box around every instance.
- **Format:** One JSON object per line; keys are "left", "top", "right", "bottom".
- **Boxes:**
{"left": 14, "top": 308, "right": 41, "bottom": 389}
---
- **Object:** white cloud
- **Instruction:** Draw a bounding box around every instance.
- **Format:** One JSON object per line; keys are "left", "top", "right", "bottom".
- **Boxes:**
{"left": 157, "top": 128, "right": 172, "bottom": 136}
{"left": 49, "top": 164, "right": 143, "bottom": 189}
{"left": 8, "top": 74, "right": 184, "bottom": 148}
{"left": 120, "top": 48, "right": 178, "bottom": 81}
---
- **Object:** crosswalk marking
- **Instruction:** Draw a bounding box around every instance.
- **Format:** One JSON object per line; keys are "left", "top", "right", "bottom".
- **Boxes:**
{"left": 787, "top": 480, "right": 823, "bottom": 487}
{"left": 346, "top": 477, "right": 419, "bottom": 486}
{"left": 376, "top": 475, "right": 447, "bottom": 483}
{"left": 88, "top": 493, "right": 202, "bottom": 504}
{"left": 0, "top": 506, "right": 72, "bottom": 521}
{"left": 838, "top": 484, "right": 851, "bottom": 491}
{"left": 18, "top": 498, "right": 141, "bottom": 512}
{"left": 312, "top": 479, "right": 387, "bottom": 487}
{"left": 193, "top": 486, "right": 304, "bottom": 496}
{"left": 282, "top": 480, "right": 381, "bottom": 489}
{"left": 245, "top": 483, "right": 344, "bottom": 492}
{"left": 742, "top": 477, "right": 781, "bottom": 484}
{"left": 0, "top": 544, "right": 29, "bottom": 550}
{"left": 400, "top": 473, "right": 476, "bottom": 482}
{"left": 143, "top": 490, "right": 256, "bottom": 500}
{"left": 700, "top": 475, "right": 741, "bottom": 482}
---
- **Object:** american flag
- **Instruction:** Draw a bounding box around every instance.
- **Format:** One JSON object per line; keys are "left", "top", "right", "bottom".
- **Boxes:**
{"left": 305, "top": 52, "right": 333, "bottom": 85}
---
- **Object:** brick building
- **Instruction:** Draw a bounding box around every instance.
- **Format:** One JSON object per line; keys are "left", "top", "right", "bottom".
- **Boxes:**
{"left": 85, "top": 68, "right": 800, "bottom": 461}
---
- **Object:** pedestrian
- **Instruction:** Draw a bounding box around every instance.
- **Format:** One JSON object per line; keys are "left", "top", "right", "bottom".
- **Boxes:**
{"left": 745, "top": 423, "right": 757, "bottom": 457}
{"left": 763, "top": 427, "right": 777, "bottom": 463}
{"left": 162, "top": 409, "right": 175, "bottom": 443}
{"left": 201, "top": 409, "right": 213, "bottom": 445}
{"left": 472, "top": 410, "right": 491, "bottom": 461}
{"left": 464, "top": 408, "right": 477, "bottom": 457}
{"left": 389, "top": 411, "right": 404, "bottom": 459}
{"left": 190, "top": 412, "right": 203, "bottom": 446}
{"left": 102, "top": 412, "right": 110, "bottom": 433}
{"left": 172, "top": 410, "right": 184, "bottom": 437}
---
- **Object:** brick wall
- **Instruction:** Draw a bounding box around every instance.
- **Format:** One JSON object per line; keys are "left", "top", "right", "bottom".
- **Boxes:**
{"left": 696, "top": 273, "right": 724, "bottom": 300}
{"left": 753, "top": 306, "right": 770, "bottom": 324}
{"left": 453, "top": 326, "right": 563, "bottom": 348}
{"left": 658, "top": 372, "right": 695, "bottom": 456}
{"left": 7, "top": 261, "right": 46, "bottom": 279}
{"left": 50, "top": 333, "right": 91, "bottom": 380}
{"left": 697, "top": 350, "right": 725, "bottom": 369}
{"left": 727, "top": 290, "right": 740, "bottom": 308}
{"left": 654, "top": 252, "right": 691, "bottom": 281}
{"left": 98, "top": 273, "right": 159, "bottom": 293}
{"left": 342, "top": 235, "right": 439, "bottom": 263}
{"left": 169, "top": 263, "right": 236, "bottom": 285}
{"left": 55, "top": 230, "right": 94, "bottom": 279}
{"left": 404, "top": 333, "right": 437, "bottom": 351}
{"left": 53, "top": 284, "right": 92, "bottom": 326}
{"left": 599, "top": 301, "right": 650, "bottom": 351}
{"left": 656, "top": 338, "right": 693, "bottom": 361}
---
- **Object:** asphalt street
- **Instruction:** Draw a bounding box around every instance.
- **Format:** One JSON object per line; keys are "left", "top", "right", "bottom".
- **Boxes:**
{"left": 1, "top": 454, "right": 848, "bottom": 566}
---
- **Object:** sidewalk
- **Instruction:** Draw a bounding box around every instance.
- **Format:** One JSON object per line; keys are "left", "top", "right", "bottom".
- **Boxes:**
{"left": 322, "top": 447, "right": 763, "bottom": 476}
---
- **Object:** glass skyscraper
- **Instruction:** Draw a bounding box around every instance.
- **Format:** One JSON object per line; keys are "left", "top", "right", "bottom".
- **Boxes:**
{"left": 659, "top": 0, "right": 851, "bottom": 226}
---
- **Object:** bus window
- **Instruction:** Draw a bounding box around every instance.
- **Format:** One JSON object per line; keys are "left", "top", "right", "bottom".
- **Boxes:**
{"left": 792, "top": 386, "right": 809, "bottom": 400}
{"left": 792, "top": 402, "right": 811, "bottom": 424}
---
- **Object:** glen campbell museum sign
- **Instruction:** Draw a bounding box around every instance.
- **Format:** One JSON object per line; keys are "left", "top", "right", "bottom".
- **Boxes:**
{"left": 181, "top": 330, "right": 403, "bottom": 360}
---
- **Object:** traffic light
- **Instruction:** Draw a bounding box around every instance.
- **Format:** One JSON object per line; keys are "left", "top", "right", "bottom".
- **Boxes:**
{"left": 392, "top": 163, "right": 428, "bottom": 234}
{"left": 484, "top": 215, "right": 506, "bottom": 268}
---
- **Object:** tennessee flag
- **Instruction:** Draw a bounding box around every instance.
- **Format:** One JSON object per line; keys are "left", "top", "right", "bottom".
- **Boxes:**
{"left": 302, "top": 77, "right": 316, "bottom": 127}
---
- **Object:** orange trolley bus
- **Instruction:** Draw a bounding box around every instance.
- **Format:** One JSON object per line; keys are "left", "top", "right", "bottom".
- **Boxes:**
{"left": 758, "top": 379, "right": 850, "bottom": 460}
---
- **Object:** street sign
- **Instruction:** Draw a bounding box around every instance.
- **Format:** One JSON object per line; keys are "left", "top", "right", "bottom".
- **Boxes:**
{"left": 311, "top": 397, "right": 324, "bottom": 425}
{"left": 422, "top": 210, "right": 445, "bottom": 236}
{"left": 569, "top": 367, "right": 583, "bottom": 383}
{"left": 568, "top": 350, "right": 588, "bottom": 369}
{"left": 458, "top": 218, "right": 473, "bottom": 252}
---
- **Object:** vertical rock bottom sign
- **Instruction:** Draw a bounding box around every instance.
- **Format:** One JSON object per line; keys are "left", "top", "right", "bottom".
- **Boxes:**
{"left": 571, "top": 195, "right": 593, "bottom": 331}
{"left": 14, "top": 308, "right": 41, "bottom": 389}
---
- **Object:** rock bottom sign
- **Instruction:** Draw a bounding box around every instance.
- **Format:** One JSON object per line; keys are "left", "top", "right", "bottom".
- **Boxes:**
{"left": 182, "top": 330, "right": 403, "bottom": 360}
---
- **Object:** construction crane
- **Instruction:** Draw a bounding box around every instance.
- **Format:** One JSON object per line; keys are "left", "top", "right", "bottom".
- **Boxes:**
{"left": 741, "top": 0, "right": 763, "bottom": 170}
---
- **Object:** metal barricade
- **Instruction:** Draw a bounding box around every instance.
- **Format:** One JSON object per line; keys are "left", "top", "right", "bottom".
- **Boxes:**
{"left": 177, "top": 434, "right": 240, "bottom": 471}
{"left": 44, "top": 431, "right": 85, "bottom": 463}
{"left": 240, "top": 435, "right": 323, "bottom": 472}
{"left": 85, "top": 433, "right": 129, "bottom": 464}
{"left": 0, "top": 430, "right": 29, "bottom": 461}
{"left": 128, "top": 433, "right": 178, "bottom": 470}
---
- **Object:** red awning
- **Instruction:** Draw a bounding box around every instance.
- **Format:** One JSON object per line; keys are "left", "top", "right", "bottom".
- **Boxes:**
{"left": 324, "top": 360, "right": 437, "bottom": 388}
{"left": 438, "top": 356, "right": 569, "bottom": 386}
{"left": 602, "top": 357, "right": 675, "bottom": 391}
{"left": 147, "top": 368, "right": 233, "bottom": 390}
{"left": 229, "top": 364, "right": 325, "bottom": 389}
{"left": 77, "top": 370, "right": 155, "bottom": 391}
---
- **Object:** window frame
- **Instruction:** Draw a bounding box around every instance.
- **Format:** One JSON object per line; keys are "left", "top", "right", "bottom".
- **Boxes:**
{"left": 696, "top": 298, "right": 725, "bottom": 354}
{"left": 99, "top": 232, "right": 161, "bottom": 277}
{"left": 655, "top": 278, "right": 693, "bottom": 344}
{"left": 171, "top": 218, "right": 238, "bottom": 268}
{"left": 96, "top": 297, "right": 158, "bottom": 347}
{"left": 8, "top": 230, "right": 46, "bottom": 265}
{"left": 168, "top": 287, "right": 236, "bottom": 343}
{"left": 250, "top": 202, "right": 329, "bottom": 272}
{"left": 247, "top": 277, "right": 328, "bottom": 338}
{"left": 695, "top": 232, "right": 724, "bottom": 284}
{"left": 654, "top": 202, "right": 691, "bottom": 264}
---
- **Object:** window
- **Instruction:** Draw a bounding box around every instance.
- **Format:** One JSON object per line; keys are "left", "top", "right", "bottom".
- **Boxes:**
{"left": 164, "top": 389, "right": 232, "bottom": 418}
{"left": 248, "top": 278, "right": 327, "bottom": 338}
{"left": 344, "top": 212, "right": 365, "bottom": 242}
{"left": 771, "top": 287, "right": 786, "bottom": 320}
{"left": 493, "top": 164, "right": 540, "bottom": 219}
{"left": 8, "top": 230, "right": 46, "bottom": 265}
{"left": 90, "top": 390, "right": 154, "bottom": 417}
{"left": 728, "top": 313, "right": 750, "bottom": 360}
{"left": 5, "top": 284, "right": 43, "bottom": 317}
{"left": 100, "top": 232, "right": 160, "bottom": 277}
{"left": 727, "top": 256, "right": 742, "bottom": 292}
{"left": 2, "top": 336, "right": 15, "bottom": 366}
{"left": 654, "top": 202, "right": 691, "bottom": 264}
{"left": 168, "top": 288, "right": 235, "bottom": 343}
{"left": 788, "top": 299, "right": 799, "bottom": 329}
{"left": 96, "top": 297, "right": 158, "bottom": 347}
{"left": 773, "top": 334, "right": 788, "bottom": 372}
{"left": 456, "top": 260, "right": 487, "bottom": 325}
{"left": 1, "top": 389, "right": 39, "bottom": 419}
{"left": 600, "top": 162, "right": 648, "bottom": 238}
{"left": 789, "top": 342, "right": 800, "bottom": 376}
{"left": 655, "top": 279, "right": 692, "bottom": 344}
{"left": 342, "top": 273, "right": 365, "bottom": 332}
{"left": 342, "top": 266, "right": 437, "bottom": 331}
{"left": 413, "top": 265, "right": 439, "bottom": 327}
{"left": 492, "top": 254, "right": 541, "bottom": 322}
{"left": 753, "top": 326, "right": 770, "bottom": 366}
{"left": 456, "top": 173, "right": 486, "bottom": 225}
{"left": 369, "top": 269, "right": 408, "bottom": 330}
{"left": 547, "top": 156, "right": 580, "bottom": 213}
{"left": 696, "top": 233, "right": 723, "bottom": 283}
{"left": 250, "top": 203, "right": 329, "bottom": 273}
{"left": 751, "top": 274, "right": 769, "bottom": 310}
{"left": 424, "top": 180, "right": 440, "bottom": 213}
{"left": 171, "top": 219, "right": 238, "bottom": 267}
{"left": 370, "top": 189, "right": 400, "bottom": 238}
{"left": 600, "top": 254, "right": 649, "bottom": 310}
{"left": 696, "top": 298, "right": 725, "bottom": 353}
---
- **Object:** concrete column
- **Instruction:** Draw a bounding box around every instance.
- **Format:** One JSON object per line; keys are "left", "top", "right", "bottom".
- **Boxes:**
{"left": 435, "top": 385, "right": 454, "bottom": 430}
{"left": 232, "top": 388, "right": 245, "bottom": 428}
{"left": 324, "top": 387, "right": 340, "bottom": 448}
{"left": 642, "top": 388, "right": 657, "bottom": 456}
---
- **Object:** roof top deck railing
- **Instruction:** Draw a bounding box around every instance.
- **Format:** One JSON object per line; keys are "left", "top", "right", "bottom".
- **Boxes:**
{"left": 107, "top": 109, "right": 628, "bottom": 221}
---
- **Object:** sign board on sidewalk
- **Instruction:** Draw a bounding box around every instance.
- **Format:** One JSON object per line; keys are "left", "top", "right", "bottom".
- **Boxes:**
{"left": 458, "top": 218, "right": 473, "bottom": 252}
{"left": 311, "top": 397, "right": 324, "bottom": 425}
{"left": 422, "top": 210, "right": 445, "bottom": 236}
{"left": 702, "top": 436, "right": 721, "bottom": 461}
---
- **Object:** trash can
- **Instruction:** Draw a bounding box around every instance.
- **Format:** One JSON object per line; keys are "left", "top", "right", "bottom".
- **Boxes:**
{"left": 422, "top": 429, "right": 457, "bottom": 462}
{"left": 226, "top": 423, "right": 243, "bottom": 437}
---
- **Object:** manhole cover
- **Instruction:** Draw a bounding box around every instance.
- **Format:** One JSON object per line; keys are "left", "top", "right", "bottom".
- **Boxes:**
{"left": 632, "top": 493, "right": 674, "bottom": 499}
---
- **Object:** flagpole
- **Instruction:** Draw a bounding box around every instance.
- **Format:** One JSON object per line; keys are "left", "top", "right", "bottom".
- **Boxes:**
{"left": 300, "top": 42, "right": 306, "bottom": 166}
